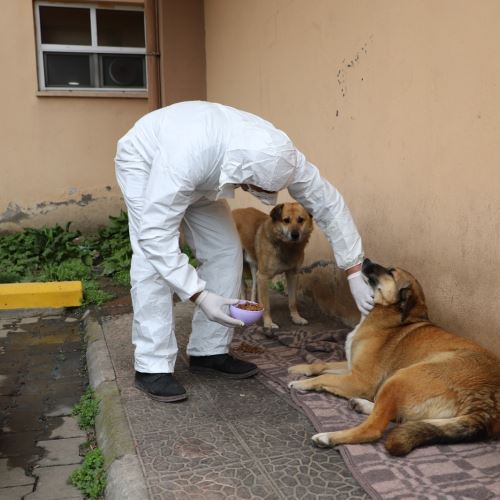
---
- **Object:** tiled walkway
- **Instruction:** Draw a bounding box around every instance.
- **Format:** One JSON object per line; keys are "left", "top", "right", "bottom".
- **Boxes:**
{"left": 0, "top": 312, "right": 85, "bottom": 500}
{"left": 101, "top": 296, "right": 368, "bottom": 499}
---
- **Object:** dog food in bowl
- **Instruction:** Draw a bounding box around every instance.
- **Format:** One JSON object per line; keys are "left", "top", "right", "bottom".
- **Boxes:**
{"left": 230, "top": 301, "right": 264, "bottom": 325}
{"left": 235, "top": 302, "right": 263, "bottom": 311}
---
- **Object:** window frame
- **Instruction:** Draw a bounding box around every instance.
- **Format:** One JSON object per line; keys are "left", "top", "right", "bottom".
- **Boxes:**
{"left": 34, "top": 1, "right": 147, "bottom": 94}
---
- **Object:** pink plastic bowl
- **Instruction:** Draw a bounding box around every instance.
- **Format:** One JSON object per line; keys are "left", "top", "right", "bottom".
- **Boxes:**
{"left": 229, "top": 301, "right": 264, "bottom": 326}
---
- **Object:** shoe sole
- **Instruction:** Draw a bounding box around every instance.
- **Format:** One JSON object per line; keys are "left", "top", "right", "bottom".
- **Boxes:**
{"left": 189, "top": 366, "right": 259, "bottom": 379}
{"left": 134, "top": 383, "right": 188, "bottom": 402}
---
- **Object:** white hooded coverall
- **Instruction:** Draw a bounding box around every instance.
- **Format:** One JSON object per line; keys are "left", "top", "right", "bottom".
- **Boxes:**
{"left": 115, "top": 101, "right": 363, "bottom": 373}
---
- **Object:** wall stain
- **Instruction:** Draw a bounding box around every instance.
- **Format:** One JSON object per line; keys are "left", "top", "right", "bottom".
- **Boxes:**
{"left": 0, "top": 203, "right": 29, "bottom": 223}
{"left": 337, "top": 34, "right": 373, "bottom": 100}
{"left": 0, "top": 193, "right": 97, "bottom": 224}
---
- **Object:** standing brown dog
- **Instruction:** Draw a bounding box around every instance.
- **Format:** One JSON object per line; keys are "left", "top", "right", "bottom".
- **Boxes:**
{"left": 288, "top": 258, "right": 500, "bottom": 456}
{"left": 232, "top": 203, "right": 313, "bottom": 329}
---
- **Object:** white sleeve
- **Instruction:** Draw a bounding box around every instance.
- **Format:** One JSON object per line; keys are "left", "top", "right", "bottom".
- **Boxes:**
{"left": 287, "top": 155, "right": 364, "bottom": 269}
{"left": 137, "top": 151, "right": 206, "bottom": 301}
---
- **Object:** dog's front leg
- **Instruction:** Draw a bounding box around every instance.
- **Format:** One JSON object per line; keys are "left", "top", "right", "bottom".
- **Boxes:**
{"left": 288, "top": 361, "right": 348, "bottom": 376}
{"left": 257, "top": 271, "right": 279, "bottom": 329}
{"left": 288, "top": 372, "right": 371, "bottom": 400}
{"left": 249, "top": 262, "right": 258, "bottom": 302}
{"left": 312, "top": 388, "right": 397, "bottom": 448}
{"left": 286, "top": 270, "right": 308, "bottom": 325}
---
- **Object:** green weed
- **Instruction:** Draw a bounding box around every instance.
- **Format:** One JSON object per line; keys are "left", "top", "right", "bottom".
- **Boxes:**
{"left": 0, "top": 211, "right": 198, "bottom": 303}
{"left": 181, "top": 243, "right": 199, "bottom": 268}
{"left": 0, "top": 223, "right": 90, "bottom": 282}
{"left": 82, "top": 280, "right": 114, "bottom": 306}
{"left": 270, "top": 279, "right": 286, "bottom": 294}
{"left": 39, "top": 258, "right": 91, "bottom": 282}
{"left": 72, "top": 386, "right": 100, "bottom": 430}
{"left": 69, "top": 447, "right": 106, "bottom": 499}
{"left": 93, "top": 211, "right": 131, "bottom": 285}
{"left": 70, "top": 387, "right": 105, "bottom": 498}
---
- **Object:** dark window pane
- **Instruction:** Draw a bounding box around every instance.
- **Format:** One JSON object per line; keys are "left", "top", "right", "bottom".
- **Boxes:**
{"left": 97, "top": 10, "right": 145, "bottom": 47}
{"left": 40, "top": 6, "right": 91, "bottom": 45}
{"left": 101, "top": 55, "right": 145, "bottom": 88}
{"left": 44, "top": 53, "right": 91, "bottom": 87}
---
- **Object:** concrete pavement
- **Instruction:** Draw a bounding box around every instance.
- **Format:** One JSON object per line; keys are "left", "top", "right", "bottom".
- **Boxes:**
{"left": 0, "top": 311, "right": 86, "bottom": 500}
{"left": 90, "top": 294, "right": 368, "bottom": 500}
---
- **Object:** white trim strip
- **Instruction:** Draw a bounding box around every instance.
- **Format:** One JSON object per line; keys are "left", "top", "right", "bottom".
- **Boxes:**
{"left": 40, "top": 44, "right": 146, "bottom": 54}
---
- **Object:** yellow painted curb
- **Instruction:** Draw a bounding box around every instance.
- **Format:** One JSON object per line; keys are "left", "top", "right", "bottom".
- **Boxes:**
{"left": 0, "top": 281, "right": 83, "bottom": 309}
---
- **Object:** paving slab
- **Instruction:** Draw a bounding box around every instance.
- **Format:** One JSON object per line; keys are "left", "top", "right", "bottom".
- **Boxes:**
{"left": 47, "top": 417, "right": 87, "bottom": 439}
{"left": 19, "top": 317, "right": 40, "bottom": 325}
{"left": 37, "top": 438, "right": 85, "bottom": 467}
{"left": 0, "top": 458, "right": 35, "bottom": 487}
{"left": 93, "top": 295, "right": 368, "bottom": 499}
{"left": 0, "top": 313, "right": 87, "bottom": 497}
{"left": 0, "top": 484, "right": 34, "bottom": 499}
{"left": 25, "top": 464, "right": 83, "bottom": 500}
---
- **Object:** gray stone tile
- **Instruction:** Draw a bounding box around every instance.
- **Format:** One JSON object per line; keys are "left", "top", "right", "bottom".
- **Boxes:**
{"left": 122, "top": 372, "right": 222, "bottom": 434}
{"left": 26, "top": 464, "right": 83, "bottom": 499}
{"left": 19, "top": 318, "right": 40, "bottom": 325}
{"left": 40, "top": 315, "right": 63, "bottom": 321}
{"left": 260, "top": 450, "right": 368, "bottom": 499}
{"left": 107, "top": 351, "right": 134, "bottom": 379}
{"left": 45, "top": 402, "right": 75, "bottom": 418}
{"left": 0, "top": 319, "right": 16, "bottom": 330}
{"left": 231, "top": 410, "right": 313, "bottom": 460}
{"left": 2, "top": 404, "right": 46, "bottom": 433}
{"left": 0, "top": 396, "right": 10, "bottom": 410}
{"left": 0, "top": 484, "right": 34, "bottom": 499}
{"left": 36, "top": 438, "right": 85, "bottom": 467}
{"left": 0, "top": 458, "right": 35, "bottom": 487}
{"left": 199, "top": 376, "right": 294, "bottom": 420}
{"left": 136, "top": 422, "right": 252, "bottom": 477}
{"left": 47, "top": 417, "right": 86, "bottom": 439}
{"left": 125, "top": 395, "right": 221, "bottom": 435}
{"left": 147, "top": 461, "right": 281, "bottom": 500}
{"left": 0, "top": 432, "right": 44, "bottom": 458}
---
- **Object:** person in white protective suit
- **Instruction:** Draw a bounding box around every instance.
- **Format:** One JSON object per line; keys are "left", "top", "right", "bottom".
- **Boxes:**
{"left": 115, "top": 101, "right": 374, "bottom": 402}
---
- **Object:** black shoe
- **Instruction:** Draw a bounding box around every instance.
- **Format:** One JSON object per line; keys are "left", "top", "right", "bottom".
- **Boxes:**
{"left": 134, "top": 371, "right": 187, "bottom": 402}
{"left": 189, "top": 354, "right": 258, "bottom": 379}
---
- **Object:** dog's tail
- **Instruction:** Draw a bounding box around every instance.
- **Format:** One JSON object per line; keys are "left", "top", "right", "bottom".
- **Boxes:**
{"left": 384, "top": 413, "right": 497, "bottom": 457}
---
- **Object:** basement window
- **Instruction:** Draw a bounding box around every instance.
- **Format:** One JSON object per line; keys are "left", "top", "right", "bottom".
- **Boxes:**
{"left": 34, "top": 2, "right": 146, "bottom": 92}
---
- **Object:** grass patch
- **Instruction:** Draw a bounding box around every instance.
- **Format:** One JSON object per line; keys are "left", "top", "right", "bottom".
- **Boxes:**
{"left": 95, "top": 211, "right": 131, "bottom": 287}
{"left": 270, "top": 279, "right": 286, "bottom": 294}
{"left": 180, "top": 243, "right": 199, "bottom": 268}
{"left": 70, "top": 446, "right": 106, "bottom": 499}
{"left": 72, "top": 386, "right": 100, "bottom": 430}
{"left": 70, "top": 387, "right": 106, "bottom": 498}
{"left": 0, "top": 211, "right": 198, "bottom": 305}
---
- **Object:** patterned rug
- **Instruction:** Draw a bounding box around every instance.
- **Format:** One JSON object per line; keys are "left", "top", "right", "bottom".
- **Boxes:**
{"left": 231, "top": 325, "right": 500, "bottom": 500}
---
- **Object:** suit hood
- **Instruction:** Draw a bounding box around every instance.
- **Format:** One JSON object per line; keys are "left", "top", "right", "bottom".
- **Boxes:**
{"left": 219, "top": 121, "right": 299, "bottom": 195}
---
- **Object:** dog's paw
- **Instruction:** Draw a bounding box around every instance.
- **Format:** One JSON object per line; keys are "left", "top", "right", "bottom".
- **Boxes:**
{"left": 288, "top": 379, "right": 306, "bottom": 390}
{"left": 349, "top": 398, "right": 374, "bottom": 415}
{"left": 311, "top": 433, "right": 333, "bottom": 448}
{"left": 288, "top": 364, "right": 314, "bottom": 376}
{"left": 264, "top": 321, "right": 280, "bottom": 329}
{"left": 291, "top": 315, "right": 308, "bottom": 326}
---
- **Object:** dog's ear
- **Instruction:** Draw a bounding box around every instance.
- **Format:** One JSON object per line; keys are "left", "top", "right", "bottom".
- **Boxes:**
{"left": 399, "top": 285, "right": 416, "bottom": 322}
{"left": 307, "top": 211, "right": 313, "bottom": 220}
{"left": 270, "top": 204, "right": 284, "bottom": 222}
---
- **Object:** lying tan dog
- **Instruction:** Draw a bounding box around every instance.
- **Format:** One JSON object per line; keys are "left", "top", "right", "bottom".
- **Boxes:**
{"left": 232, "top": 203, "right": 313, "bottom": 329}
{"left": 289, "top": 258, "right": 500, "bottom": 456}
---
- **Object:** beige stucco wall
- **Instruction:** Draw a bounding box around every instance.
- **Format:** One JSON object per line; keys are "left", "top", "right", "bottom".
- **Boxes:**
{"left": 0, "top": 0, "right": 148, "bottom": 232}
{"left": 205, "top": 0, "right": 500, "bottom": 355}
